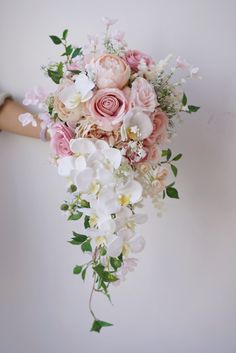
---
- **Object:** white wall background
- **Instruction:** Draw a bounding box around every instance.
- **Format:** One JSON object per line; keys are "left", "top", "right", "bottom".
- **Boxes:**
{"left": 0, "top": 0, "right": 236, "bottom": 352}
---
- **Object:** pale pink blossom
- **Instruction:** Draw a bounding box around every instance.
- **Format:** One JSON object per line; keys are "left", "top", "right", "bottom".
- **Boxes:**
{"left": 87, "top": 88, "right": 129, "bottom": 130}
{"left": 129, "top": 77, "right": 157, "bottom": 112}
{"left": 23, "top": 86, "right": 48, "bottom": 108}
{"left": 18, "top": 112, "right": 37, "bottom": 127}
{"left": 50, "top": 123, "right": 75, "bottom": 157}
{"left": 123, "top": 50, "right": 155, "bottom": 72}
{"left": 102, "top": 16, "right": 118, "bottom": 27}
{"left": 176, "top": 56, "right": 190, "bottom": 70}
{"left": 190, "top": 67, "right": 202, "bottom": 79}
{"left": 95, "top": 54, "right": 130, "bottom": 89}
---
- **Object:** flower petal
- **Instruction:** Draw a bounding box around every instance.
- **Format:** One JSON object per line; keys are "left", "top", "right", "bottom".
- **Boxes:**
{"left": 57, "top": 156, "right": 75, "bottom": 177}
{"left": 128, "top": 235, "right": 145, "bottom": 253}
{"left": 70, "top": 138, "right": 96, "bottom": 154}
{"left": 107, "top": 237, "right": 123, "bottom": 257}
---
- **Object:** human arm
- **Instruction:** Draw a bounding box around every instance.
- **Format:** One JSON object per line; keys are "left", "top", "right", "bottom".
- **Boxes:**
{"left": 0, "top": 94, "right": 50, "bottom": 140}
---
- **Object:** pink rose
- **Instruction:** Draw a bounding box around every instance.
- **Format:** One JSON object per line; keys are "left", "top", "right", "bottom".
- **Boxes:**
{"left": 123, "top": 50, "right": 155, "bottom": 72}
{"left": 87, "top": 88, "right": 129, "bottom": 131}
{"left": 50, "top": 123, "right": 75, "bottom": 157}
{"left": 144, "top": 109, "right": 168, "bottom": 146}
{"left": 129, "top": 77, "right": 157, "bottom": 112}
{"left": 95, "top": 54, "right": 131, "bottom": 89}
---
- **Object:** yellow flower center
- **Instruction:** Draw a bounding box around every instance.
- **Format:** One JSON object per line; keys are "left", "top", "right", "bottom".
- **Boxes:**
{"left": 89, "top": 214, "right": 97, "bottom": 228}
{"left": 95, "top": 236, "right": 107, "bottom": 246}
{"left": 118, "top": 194, "right": 131, "bottom": 206}
{"left": 127, "top": 126, "right": 140, "bottom": 140}
{"left": 122, "top": 243, "right": 130, "bottom": 257}
{"left": 89, "top": 181, "right": 100, "bottom": 195}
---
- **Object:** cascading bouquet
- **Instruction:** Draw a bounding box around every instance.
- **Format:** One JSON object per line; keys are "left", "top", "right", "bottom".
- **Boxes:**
{"left": 19, "top": 18, "right": 201, "bottom": 332}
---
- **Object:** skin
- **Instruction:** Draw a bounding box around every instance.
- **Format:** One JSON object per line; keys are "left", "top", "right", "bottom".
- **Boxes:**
{"left": 0, "top": 98, "right": 50, "bottom": 140}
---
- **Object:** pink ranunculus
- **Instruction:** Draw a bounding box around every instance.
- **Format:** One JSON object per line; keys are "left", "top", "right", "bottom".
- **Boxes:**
{"left": 87, "top": 88, "right": 129, "bottom": 131}
{"left": 123, "top": 50, "right": 155, "bottom": 72}
{"left": 129, "top": 77, "right": 157, "bottom": 112}
{"left": 95, "top": 54, "right": 131, "bottom": 89}
{"left": 144, "top": 109, "right": 169, "bottom": 146}
{"left": 50, "top": 123, "right": 75, "bottom": 157}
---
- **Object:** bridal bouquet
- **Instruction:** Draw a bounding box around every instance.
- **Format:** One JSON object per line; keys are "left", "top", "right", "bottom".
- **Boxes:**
{"left": 19, "top": 18, "right": 201, "bottom": 332}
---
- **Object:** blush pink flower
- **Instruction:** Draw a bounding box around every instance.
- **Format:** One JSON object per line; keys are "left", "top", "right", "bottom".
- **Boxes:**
{"left": 129, "top": 77, "right": 157, "bottom": 112}
{"left": 123, "top": 50, "right": 155, "bottom": 72}
{"left": 50, "top": 123, "right": 75, "bottom": 157}
{"left": 144, "top": 109, "right": 169, "bottom": 146}
{"left": 87, "top": 88, "right": 129, "bottom": 131}
{"left": 95, "top": 54, "right": 130, "bottom": 89}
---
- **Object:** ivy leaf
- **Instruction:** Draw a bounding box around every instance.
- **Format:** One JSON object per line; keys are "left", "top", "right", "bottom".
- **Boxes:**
{"left": 182, "top": 92, "right": 187, "bottom": 106}
{"left": 102, "top": 272, "right": 118, "bottom": 283}
{"left": 166, "top": 148, "right": 172, "bottom": 161}
{"left": 188, "top": 105, "right": 200, "bottom": 113}
{"left": 166, "top": 186, "right": 179, "bottom": 199}
{"left": 73, "top": 265, "right": 83, "bottom": 274}
{"left": 62, "top": 29, "right": 68, "bottom": 40}
{"left": 172, "top": 153, "right": 183, "bottom": 161}
{"left": 49, "top": 35, "right": 62, "bottom": 45}
{"left": 68, "top": 232, "right": 88, "bottom": 245}
{"left": 110, "top": 257, "right": 122, "bottom": 271}
{"left": 81, "top": 268, "right": 87, "bottom": 281}
{"left": 72, "top": 47, "right": 82, "bottom": 59}
{"left": 68, "top": 212, "right": 83, "bottom": 221}
{"left": 68, "top": 69, "right": 81, "bottom": 75}
{"left": 84, "top": 215, "right": 90, "bottom": 229}
{"left": 93, "top": 264, "right": 105, "bottom": 277}
{"left": 90, "top": 320, "right": 113, "bottom": 333}
{"left": 81, "top": 239, "right": 92, "bottom": 252}
{"left": 171, "top": 164, "right": 178, "bottom": 177}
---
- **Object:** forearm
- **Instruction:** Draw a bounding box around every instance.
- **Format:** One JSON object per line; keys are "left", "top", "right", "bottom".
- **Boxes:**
{"left": 0, "top": 98, "right": 49, "bottom": 140}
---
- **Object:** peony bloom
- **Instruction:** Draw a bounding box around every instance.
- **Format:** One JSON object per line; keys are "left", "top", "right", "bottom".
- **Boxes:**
{"left": 87, "top": 88, "right": 129, "bottom": 131}
{"left": 50, "top": 123, "right": 75, "bottom": 157}
{"left": 143, "top": 108, "right": 168, "bottom": 146}
{"left": 129, "top": 77, "right": 157, "bottom": 112}
{"left": 95, "top": 54, "right": 130, "bottom": 89}
{"left": 123, "top": 50, "right": 155, "bottom": 72}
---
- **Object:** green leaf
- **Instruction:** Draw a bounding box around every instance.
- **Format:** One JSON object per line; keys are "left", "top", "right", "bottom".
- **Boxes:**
{"left": 100, "top": 247, "right": 107, "bottom": 256}
{"left": 188, "top": 105, "right": 200, "bottom": 113}
{"left": 62, "top": 29, "right": 68, "bottom": 40}
{"left": 80, "top": 199, "right": 90, "bottom": 208}
{"left": 166, "top": 148, "right": 172, "bottom": 161}
{"left": 162, "top": 190, "right": 166, "bottom": 199}
{"left": 81, "top": 239, "right": 92, "bottom": 252}
{"left": 73, "top": 265, "right": 83, "bottom": 274}
{"left": 81, "top": 268, "right": 87, "bottom": 281}
{"left": 93, "top": 264, "right": 105, "bottom": 277}
{"left": 102, "top": 272, "right": 118, "bottom": 283}
{"left": 172, "top": 153, "right": 183, "bottom": 161}
{"left": 47, "top": 69, "right": 62, "bottom": 84}
{"left": 68, "top": 212, "right": 83, "bottom": 221}
{"left": 166, "top": 186, "right": 179, "bottom": 199}
{"left": 182, "top": 92, "right": 187, "bottom": 106}
{"left": 71, "top": 47, "right": 82, "bottom": 59}
{"left": 161, "top": 149, "right": 168, "bottom": 157}
{"left": 90, "top": 320, "right": 113, "bottom": 333}
{"left": 65, "top": 44, "right": 73, "bottom": 56}
{"left": 69, "top": 232, "right": 87, "bottom": 245}
{"left": 84, "top": 215, "right": 90, "bottom": 229}
{"left": 171, "top": 164, "right": 178, "bottom": 177}
{"left": 110, "top": 257, "right": 122, "bottom": 271}
{"left": 68, "top": 69, "right": 81, "bottom": 75}
{"left": 49, "top": 35, "right": 62, "bottom": 45}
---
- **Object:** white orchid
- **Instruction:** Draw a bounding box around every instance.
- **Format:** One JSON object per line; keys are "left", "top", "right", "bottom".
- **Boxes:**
{"left": 121, "top": 109, "right": 153, "bottom": 141}
{"left": 107, "top": 228, "right": 145, "bottom": 257}
{"left": 58, "top": 73, "right": 95, "bottom": 109}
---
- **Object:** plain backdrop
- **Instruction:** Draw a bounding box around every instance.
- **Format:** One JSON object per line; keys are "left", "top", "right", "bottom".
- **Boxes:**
{"left": 0, "top": 0, "right": 236, "bottom": 352}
